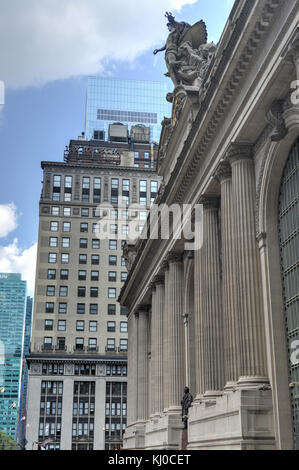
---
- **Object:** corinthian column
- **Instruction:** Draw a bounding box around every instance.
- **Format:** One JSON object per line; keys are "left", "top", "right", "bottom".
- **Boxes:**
{"left": 227, "top": 143, "right": 268, "bottom": 386}
{"left": 199, "top": 195, "right": 224, "bottom": 396}
{"left": 165, "top": 252, "right": 185, "bottom": 411}
{"left": 215, "top": 162, "right": 241, "bottom": 389}
{"left": 136, "top": 305, "right": 149, "bottom": 422}
{"left": 127, "top": 310, "right": 138, "bottom": 426}
{"left": 150, "top": 276, "right": 165, "bottom": 415}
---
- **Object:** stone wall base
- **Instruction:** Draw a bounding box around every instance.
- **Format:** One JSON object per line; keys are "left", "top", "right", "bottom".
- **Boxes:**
{"left": 187, "top": 388, "right": 276, "bottom": 450}
{"left": 145, "top": 412, "right": 184, "bottom": 450}
{"left": 123, "top": 422, "right": 146, "bottom": 449}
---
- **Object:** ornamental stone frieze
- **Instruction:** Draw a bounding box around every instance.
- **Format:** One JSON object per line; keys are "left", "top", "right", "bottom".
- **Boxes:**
{"left": 265, "top": 99, "right": 288, "bottom": 142}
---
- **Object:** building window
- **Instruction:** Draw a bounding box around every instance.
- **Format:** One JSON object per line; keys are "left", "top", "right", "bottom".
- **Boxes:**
{"left": 50, "top": 221, "right": 59, "bottom": 232}
{"left": 64, "top": 176, "right": 73, "bottom": 202}
{"left": 92, "top": 239, "right": 100, "bottom": 249}
{"left": 108, "top": 271, "right": 117, "bottom": 282}
{"left": 120, "top": 322, "right": 128, "bottom": 333}
{"left": 91, "top": 255, "right": 99, "bottom": 265}
{"left": 61, "top": 238, "right": 70, "bottom": 249}
{"left": 82, "top": 177, "right": 90, "bottom": 203}
{"left": 45, "top": 320, "right": 53, "bottom": 331}
{"left": 80, "top": 223, "right": 88, "bottom": 233}
{"left": 110, "top": 224, "right": 118, "bottom": 235}
{"left": 108, "top": 288, "right": 116, "bottom": 299}
{"left": 49, "top": 237, "right": 58, "bottom": 247}
{"left": 89, "top": 321, "right": 97, "bottom": 332}
{"left": 89, "top": 304, "right": 98, "bottom": 315}
{"left": 75, "top": 338, "right": 84, "bottom": 351}
{"left": 91, "top": 271, "right": 99, "bottom": 282}
{"left": 52, "top": 207, "right": 59, "bottom": 216}
{"left": 59, "top": 303, "right": 67, "bottom": 314}
{"left": 78, "top": 287, "right": 86, "bottom": 297}
{"left": 77, "top": 303, "right": 85, "bottom": 315}
{"left": 79, "top": 254, "right": 87, "bottom": 265}
{"left": 144, "top": 152, "right": 150, "bottom": 159}
{"left": 63, "top": 207, "right": 71, "bottom": 217}
{"left": 88, "top": 338, "right": 97, "bottom": 351}
{"left": 52, "top": 175, "right": 61, "bottom": 201}
{"left": 111, "top": 179, "right": 119, "bottom": 204}
{"left": 122, "top": 225, "right": 128, "bottom": 236}
{"left": 92, "top": 223, "right": 100, "bottom": 233}
{"left": 81, "top": 208, "right": 89, "bottom": 217}
{"left": 109, "top": 255, "right": 117, "bottom": 266}
{"left": 109, "top": 240, "right": 117, "bottom": 250}
{"left": 76, "top": 321, "right": 85, "bottom": 332}
{"left": 122, "top": 179, "right": 130, "bottom": 205}
{"left": 43, "top": 337, "right": 53, "bottom": 350}
{"left": 59, "top": 286, "right": 68, "bottom": 297}
{"left": 108, "top": 304, "right": 116, "bottom": 315}
{"left": 79, "top": 238, "right": 88, "bottom": 249}
{"left": 90, "top": 287, "right": 98, "bottom": 298}
{"left": 47, "top": 286, "right": 55, "bottom": 296}
{"left": 60, "top": 269, "right": 69, "bottom": 280}
{"left": 78, "top": 270, "right": 87, "bottom": 281}
{"left": 106, "top": 339, "right": 115, "bottom": 352}
{"left": 58, "top": 320, "right": 66, "bottom": 331}
{"left": 46, "top": 302, "right": 54, "bottom": 313}
{"left": 107, "top": 321, "right": 116, "bottom": 332}
{"left": 139, "top": 180, "right": 147, "bottom": 206}
{"left": 93, "top": 177, "right": 101, "bottom": 203}
{"left": 61, "top": 253, "right": 70, "bottom": 264}
{"left": 121, "top": 272, "right": 127, "bottom": 282}
{"left": 47, "top": 269, "right": 56, "bottom": 280}
{"left": 120, "top": 306, "right": 128, "bottom": 316}
{"left": 57, "top": 337, "right": 66, "bottom": 351}
{"left": 63, "top": 222, "right": 71, "bottom": 232}
{"left": 121, "top": 256, "right": 126, "bottom": 267}
{"left": 150, "top": 181, "right": 158, "bottom": 204}
{"left": 119, "top": 339, "right": 128, "bottom": 352}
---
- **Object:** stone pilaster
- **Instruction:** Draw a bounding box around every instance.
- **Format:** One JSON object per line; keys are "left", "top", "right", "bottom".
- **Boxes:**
{"left": 198, "top": 195, "right": 224, "bottom": 396}
{"left": 136, "top": 305, "right": 149, "bottom": 422}
{"left": 161, "top": 258, "right": 170, "bottom": 412}
{"left": 215, "top": 162, "right": 241, "bottom": 389}
{"left": 227, "top": 143, "right": 268, "bottom": 386}
{"left": 166, "top": 252, "right": 185, "bottom": 410}
{"left": 150, "top": 276, "right": 165, "bottom": 415}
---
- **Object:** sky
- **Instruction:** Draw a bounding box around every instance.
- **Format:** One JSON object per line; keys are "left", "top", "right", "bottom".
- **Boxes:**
{"left": 0, "top": 0, "right": 234, "bottom": 295}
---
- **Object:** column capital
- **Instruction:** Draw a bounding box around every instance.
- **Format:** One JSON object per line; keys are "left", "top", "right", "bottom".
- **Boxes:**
{"left": 184, "top": 250, "right": 194, "bottom": 260}
{"left": 152, "top": 275, "right": 165, "bottom": 287}
{"left": 167, "top": 251, "right": 183, "bottom": 265}
{"left": 198, "top": 194, "right": 220, "bottom": 209}
{"left": 226, "top": 142, "right": 253, "bottom": 163}
{"left": 282, "top": 31, "right": 299, "bottom": 65}
{"left": 214, "top": 161, "right": 232, "bottom": 183}
{"left": 160, "top": 257, "right": 169, "bottom": 272}
{"left": 135, "top": 304, "right": 148, "bottom": 315}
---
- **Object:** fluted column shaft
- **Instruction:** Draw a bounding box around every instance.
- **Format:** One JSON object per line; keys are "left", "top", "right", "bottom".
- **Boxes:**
{"left": 165, "top": 253, "right": 185, "bottom": 410}
{"left": 162, "top": 260, "right": 170, "bottom": 412}
{"left": 199, "top": 196, "right": 224, "bottom": 396}
{"left": 194, "top": 223, "right": 205, "bottom": 398}
{"left": 127, "top": 311, "right": 138, "bottom": 425}
{"left": 151, "top": 277, "right": 164, "bottom": 415}
{"left": 229, "top": 144, "right": 268, "bottom": 384}
{"left": 137, "top": 307, "right": 149, "bottom": 421}
{"left": 215, "top": 163, "right": 241, "bottom": 387}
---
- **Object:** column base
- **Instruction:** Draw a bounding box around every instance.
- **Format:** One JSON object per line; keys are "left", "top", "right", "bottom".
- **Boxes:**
{"left": 187, "top": 387, "right": 275, "bottom": 450}
{"left": 224, "top": 381, "right": 238, "bottom": 391}
{"left": 122, "top": 422, "right": 146, "bottom": 450}
{"left": 145, "top": 412, "right": 184, "bottom": 450}
{"left": 237, "top": 376, "right": 270, "bottom": 388}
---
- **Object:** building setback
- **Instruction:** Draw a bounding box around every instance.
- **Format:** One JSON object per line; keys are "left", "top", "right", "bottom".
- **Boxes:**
{"left": 0, "top": 273, "right": 27, "bottom": 441}
{"left": 26, "top": 136, "right": 161, "bottom": 450}
{"left": 119, "top": 0, "right": 299, "bottom": 450}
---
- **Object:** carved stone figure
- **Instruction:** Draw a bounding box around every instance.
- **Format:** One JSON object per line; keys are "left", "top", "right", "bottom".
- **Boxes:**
{"left": 123, "top": 242, "right": 138, "bottom": 272}
{"left": 181, "top": 386, "right": 193, "bottom": 429}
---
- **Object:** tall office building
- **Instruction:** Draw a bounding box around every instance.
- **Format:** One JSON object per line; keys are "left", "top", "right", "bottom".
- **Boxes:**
{"left": 18, "top": 296, "right": 33, "bottom": 447}
{"left": 26, "top": 132, "right": 161, "bottom": 450}
{"left": 0, "top": 273, "right": 27, "bottom": 441}
{"left": 85, "top": 77, "right": 172, "bottom": 143}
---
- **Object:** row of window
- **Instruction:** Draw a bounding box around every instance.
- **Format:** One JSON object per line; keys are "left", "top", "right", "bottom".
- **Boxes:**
{"left": 40, "top": 363, "right": 127, "bottom": 377}
{"left": 45, "top": 302, "right": 128, "bottom": 316}
{"left": 47, "top": 269, "right": 127, "bottom": 282}
{"left": 44, "top": 319, "right": 127, "bottom": 333}
{"left": 49, "top": 237, "right": 100, "bottom": 249}
{"left": 47, "top": 254, "right": 125, "bottom": 267}
{"left": 43, "top": 337, "right": 128, "bottom": 352}
{"left": 45, "top": 285, "right": 118, "bottom": 298}
{"left": 50, "top": 206, "right": 147, "bottom": 222}
{"left": 49, "top": 221, "right": 144, "bottom": 236}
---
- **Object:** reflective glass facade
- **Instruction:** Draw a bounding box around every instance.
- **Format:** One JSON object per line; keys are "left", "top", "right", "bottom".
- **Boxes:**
{"left": 85, "top": 77, "right": 172, "bottom": 143}
{"left": 0, "top": 273, "right": 26, "bottom": 441}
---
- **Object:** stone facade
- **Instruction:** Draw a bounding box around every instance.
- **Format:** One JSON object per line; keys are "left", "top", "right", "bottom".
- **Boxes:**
{"left": 119, "top": 0, "right": 299, "bottom": 450}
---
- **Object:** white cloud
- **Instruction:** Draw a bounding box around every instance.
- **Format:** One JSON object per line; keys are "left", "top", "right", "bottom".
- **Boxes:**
{"left": 0, "top": 239, "right": 37, "bottom": 295}
{"left": 0, "top": 0, "right": 197, "bottom": 89}
{"left": 0, "top": 203, "right": 18, "bottom": 238}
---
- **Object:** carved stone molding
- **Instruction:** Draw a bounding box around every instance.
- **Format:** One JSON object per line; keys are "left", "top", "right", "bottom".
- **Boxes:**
{"left": 265, "top": 99, "right": 288, "bottom": 142}
{"left": 96, "top": 364, "right": 106, "bottom": 377}
{"left": 64, "top": 363, "right": 75, "bottom": 376}
{"left": 31, "top": 363, "right": 42, "bottom": 376}
{"left": 214, "top": 161, "right": 232, "bottom": 183}
{"left": 167, "top": 252, "right": 183, "bottom": 264}
{"left": 198, "top": 194, "right": 220, "bottom": 208}
{"left": 160, "top": 258, "right": 169, "bottom": 272}
{"left": 282, "top": 27, "right": 299, "bottom": 66}
{"left": 226, "top": 142, "right": 253, "bottom": 163}
{"left": 135, "top": 304, "right": 148, "bottom": 314}
{"left": 152, "top": 275, "right": 165, "bottom": 287}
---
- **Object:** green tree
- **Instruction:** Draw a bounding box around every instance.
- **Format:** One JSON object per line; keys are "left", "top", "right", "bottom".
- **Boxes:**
{"left": 0, "top": 430, "right": 19, "bottom": 450}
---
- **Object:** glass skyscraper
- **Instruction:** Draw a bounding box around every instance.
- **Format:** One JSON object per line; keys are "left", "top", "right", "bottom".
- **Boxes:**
{"left": 0, "top": 273, "right": 27, "bottom": 441}
{"left": 85, "top": 77, "right": 172, "bottom": 143}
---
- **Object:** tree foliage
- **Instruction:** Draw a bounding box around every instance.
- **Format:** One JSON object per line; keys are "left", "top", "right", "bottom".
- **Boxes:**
{"left": 0, "top": 430, "right": 19, "bottom": 450}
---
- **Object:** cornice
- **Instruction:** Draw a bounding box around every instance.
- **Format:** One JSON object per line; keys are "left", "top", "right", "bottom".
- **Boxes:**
{"left": 226, "top": 142, "right": 253, "bottom": 163}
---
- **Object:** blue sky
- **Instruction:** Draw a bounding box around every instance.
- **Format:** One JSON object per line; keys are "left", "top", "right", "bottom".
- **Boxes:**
{"left": 0, "top": 0, "right": 234, "bottom": 294}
